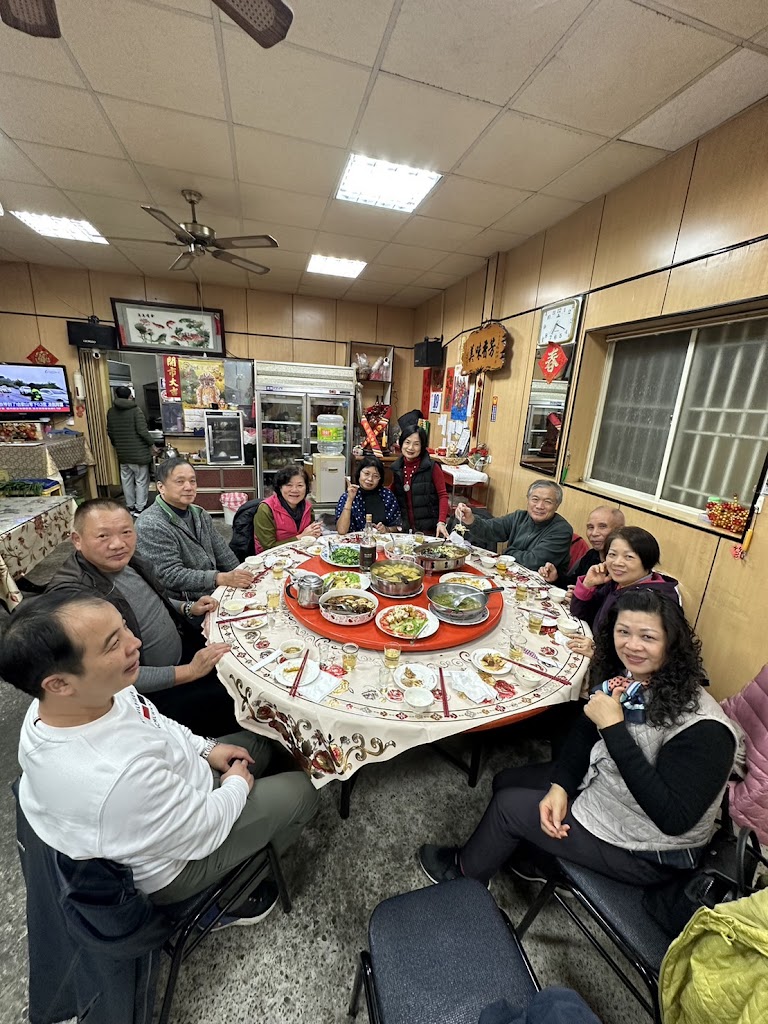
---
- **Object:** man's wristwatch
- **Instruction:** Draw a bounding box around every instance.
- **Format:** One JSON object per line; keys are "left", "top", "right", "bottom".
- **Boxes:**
{"left": 200, "top": 737, "right": 217, "bottom": 761}
{"left": 182, "top": 601, "right": 194, "bottom": 618}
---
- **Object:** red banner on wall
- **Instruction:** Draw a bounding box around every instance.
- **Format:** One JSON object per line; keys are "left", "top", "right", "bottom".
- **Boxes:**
{"left": 163, "top": 354, "right": 182, "bottom": 399}
{"left": 421, "top": 368, "right": 431, "bottom": 419}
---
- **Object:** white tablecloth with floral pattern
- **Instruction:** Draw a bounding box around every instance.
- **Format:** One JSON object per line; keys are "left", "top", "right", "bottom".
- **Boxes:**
{"left": 0, "top": 495, "right": 77, "bottom": 609}
{"left": 210, "top": 541, "right": 591, "bottom": 789}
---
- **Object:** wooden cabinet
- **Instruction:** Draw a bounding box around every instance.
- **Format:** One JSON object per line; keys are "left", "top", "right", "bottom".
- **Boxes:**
{"left": 193, "top": 464, "right": 257, "bottom": 513}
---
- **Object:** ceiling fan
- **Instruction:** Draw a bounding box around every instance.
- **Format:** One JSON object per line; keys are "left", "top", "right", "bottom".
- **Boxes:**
{"left": 109, "top": 189, "right": 279, "bottom": 275}
{"left": 0, "top": 0, "right": 293, "bottom": 47}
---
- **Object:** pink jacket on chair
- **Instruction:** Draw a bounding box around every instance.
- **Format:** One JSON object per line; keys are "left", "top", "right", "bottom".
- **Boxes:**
{"left": 721, "top": 664, "right": 768, "bottom": 844}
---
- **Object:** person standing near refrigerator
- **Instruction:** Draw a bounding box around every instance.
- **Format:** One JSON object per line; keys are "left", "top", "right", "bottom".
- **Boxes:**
{"left": 106, "top": 386, "right": 156, "bottom": 517}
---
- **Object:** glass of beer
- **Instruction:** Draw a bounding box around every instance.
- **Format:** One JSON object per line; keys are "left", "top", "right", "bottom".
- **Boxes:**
{"left": 342, "top": 643, "right": 359, "bottom": 672}
{"left": 383, "top": 642, "right": 401, "bottom": 669}
{"left": 515, "top": 581, "right": 528, "bottom": 603}
{"left": 528, "top": 609, "right": 544, "bottom": 634}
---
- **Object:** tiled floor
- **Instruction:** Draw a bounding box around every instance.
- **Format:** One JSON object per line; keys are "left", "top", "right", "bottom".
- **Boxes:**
{"left": 0, "top": 531, "right": 651, "bottom": 1024}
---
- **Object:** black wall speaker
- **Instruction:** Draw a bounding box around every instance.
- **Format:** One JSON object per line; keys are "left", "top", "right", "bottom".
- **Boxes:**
{"left": 67, "top": 320, "right": 117, "bottom": 350}
{"left": 414, "top": 337, "right": 444, "bottom": 367}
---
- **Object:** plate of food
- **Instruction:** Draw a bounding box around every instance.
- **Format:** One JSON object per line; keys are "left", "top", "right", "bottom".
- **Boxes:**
{"left": 323, "top": 543, "right": 361, "bottom": 568}
{"left": 273, "top": 659, "right": 320, "bottom": 688}
{"left": 394, "top": 663, "right": 436, "bottom": 689}
{"left": 232, "top": 614, "right": 269, "bottom": 632}
{"left": 470, "top": 648, "right": 512, "bottom": 675}
{"left": 321, "top": 570, "right": 369, "bottom": 591}
{"left": 375, "top": 604, "right": 439, "bottom": 640}
{"left": 440, "top": 571, "right": 493, "bottom": 591}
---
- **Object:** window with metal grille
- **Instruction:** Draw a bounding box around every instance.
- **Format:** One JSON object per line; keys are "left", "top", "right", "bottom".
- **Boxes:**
{"left": 587, "top": 318, "right": 768, "bottom": 515}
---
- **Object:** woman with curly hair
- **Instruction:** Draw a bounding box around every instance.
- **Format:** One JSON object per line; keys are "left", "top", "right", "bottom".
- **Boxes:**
{"left": 419, "top": 589, "right": 739, "bottom": 888}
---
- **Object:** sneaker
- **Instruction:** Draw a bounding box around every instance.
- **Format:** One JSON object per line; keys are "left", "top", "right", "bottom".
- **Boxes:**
{"left": 207, "top": 879, "right": 280, "bottom": 931}
{"left": 418, "top": 844, "right": 463, "bottom": 885}
{"left": 131, "top": 510, "right": 142, "bottom": 518}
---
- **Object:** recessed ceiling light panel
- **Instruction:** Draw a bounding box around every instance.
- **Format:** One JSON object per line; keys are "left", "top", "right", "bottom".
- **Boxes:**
{"left": 337, "top": 154, "right": 441, "bottom": 213}
{"left": 307, "top": 254, "right": 366, "bottom": 278}
{"left": 10, "top": 211, "right": 108, "bottom": 244}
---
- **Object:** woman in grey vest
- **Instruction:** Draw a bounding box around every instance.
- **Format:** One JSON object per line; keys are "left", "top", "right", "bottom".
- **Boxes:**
{"left": 419, "top": 590, "right": 739, "bottom": 887}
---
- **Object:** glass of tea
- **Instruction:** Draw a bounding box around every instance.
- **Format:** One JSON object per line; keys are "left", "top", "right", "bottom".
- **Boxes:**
{"left": 383, "top": 642, "right": 401, "bottom": 669}
{"left": 342, "top": 643, "right": 359, "bottom": 672}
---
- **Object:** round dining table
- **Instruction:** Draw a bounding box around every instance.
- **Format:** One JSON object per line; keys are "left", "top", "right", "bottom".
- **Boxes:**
{"left": 209, "top": 536, "right": 592, "bottom": 813}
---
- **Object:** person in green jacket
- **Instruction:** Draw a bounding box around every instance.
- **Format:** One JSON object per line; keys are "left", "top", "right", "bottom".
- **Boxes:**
{"left": 454, "top": 480, "right": 573, "bottom": 577}
{"left": 106, "top": 386, "right": 155, "bottom": 516}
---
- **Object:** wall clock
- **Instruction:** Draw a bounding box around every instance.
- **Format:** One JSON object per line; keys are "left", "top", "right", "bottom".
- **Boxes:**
{"left": 539, "top": 297, "right": 582, "bottom": 346}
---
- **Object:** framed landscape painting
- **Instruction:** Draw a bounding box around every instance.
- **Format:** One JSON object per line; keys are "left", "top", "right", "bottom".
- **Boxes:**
{"left": 111, "top": 298, "right": 224, "bottom": 354}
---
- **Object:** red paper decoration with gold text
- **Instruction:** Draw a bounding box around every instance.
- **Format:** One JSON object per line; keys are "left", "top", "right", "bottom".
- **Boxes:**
{"left": 538, "top": 343, "right": 568, "bottom": 384}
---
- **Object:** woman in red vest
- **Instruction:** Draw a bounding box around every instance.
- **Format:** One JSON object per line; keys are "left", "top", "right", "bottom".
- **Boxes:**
{"left": 253, "top": 466, "right": 323, "bottom": 553}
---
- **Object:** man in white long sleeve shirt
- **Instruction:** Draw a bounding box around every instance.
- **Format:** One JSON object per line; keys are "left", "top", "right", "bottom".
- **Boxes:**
{"left": 3, "top": 592, "right": 319, "bottom": 926}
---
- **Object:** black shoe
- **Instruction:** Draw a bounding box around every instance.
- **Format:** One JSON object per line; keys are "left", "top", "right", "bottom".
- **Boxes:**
{"left": 210, "top": 878, "right": 280, "bottom": 930}
{"left": 418, "top": 845, "right": 463, "bottom": 884}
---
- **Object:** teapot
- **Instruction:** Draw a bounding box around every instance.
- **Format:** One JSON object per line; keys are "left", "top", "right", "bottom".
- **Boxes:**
{"left": 285, "top": 572, "right": 324, "bottom": 609}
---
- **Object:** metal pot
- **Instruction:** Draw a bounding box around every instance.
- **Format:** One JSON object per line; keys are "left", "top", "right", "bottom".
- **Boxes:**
{"left": 285, "top": 572, "right": 324, "bottom": 609}
{"left": 426, "top": 582, "right": 498, "bottom": 623}
{"left": 369, "top": 558, "right": 425, "bottom": 598}
{"left": 414, "top": 542, "right": 469, "bottom": 573}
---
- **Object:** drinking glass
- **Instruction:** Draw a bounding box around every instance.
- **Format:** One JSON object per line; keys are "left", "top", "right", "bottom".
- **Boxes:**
{"left": 383, "top": 642, "right": 401, "bottom": 669}
{"left": 271, "top": 560, "right": 286, "bottom": 581}
{"left": 342, "top": 643, "right": 359, "bottom": 672}
{"left": 413, "top": 531, "right": 425, "bottom": 546}
{"left": 515, "top": 582, "right": 528, "bottom": 603}
{"left": 528, "top": 609, "right": 544, "bottom": 634}
{"left": 508, "top": 638, "right": 523, "bottom": 661}
{"left": 496, "top": 560, "right": 508, "bottom": 578}
{"left": 317, "top": 639, "right": 331, "bottom": 671}
{"left": 266, "top": 586, "right": 281, "bottom": 612}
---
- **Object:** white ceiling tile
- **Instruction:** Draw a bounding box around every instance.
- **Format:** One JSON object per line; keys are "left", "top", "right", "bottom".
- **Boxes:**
{"left": 255, "top": 249, "right": 309, "bottom": 271}
{"left": 235, "top": 126, "right": 346, "bottom": 195}
{"left": 456, "top": 110, "right": 605, "bottom": 191}
{"left": 298, "top": 276, "right": 352, "bottom": 299}
{"left": 136, "top": 166, "right": 239, "bottom": 218}
{"left": 242, "top": 220, "right": 316, "bottom": 252}
{"left": 0, "top": 247, "right": 18, "bottom": 261}
{"left": 0, "top": 22, "right": 82, "bottom": 86}
{"left": 359, "top": 264, "right": 422, "bottom": 285}
{"left": 545, "top": 141, "right": 669, "bottom": 202}
{"left": 383, "top": 0, "right": 590, "bottom": 105}
{"left": 0, "top": 133, "right": 49, "bottom": 186}
{"left": 621, "top": 49, "right": 768, "bottom": 151}
{"left": 353, "top": 73, "right": 500, "bottom": 170}
{"left": 387, "top": 285, "right": 441, "bottom": 306}
{"left": 459, "top": 228, "right": 530, "bottom": 257}
{"left": 417, "top": 176, "right": 531, "bottom": 227}
{"left": 109, "top": 239, "right": 189, "bottom": 274}
{"left": 0, "top": 181, "right": 83, "bottom": 218}
{"left": 313, "top": 232, "right": 386, "bottom": 262}
{"left": 59, "top": 0, "right": 226, "bottom": 118}
{"left": 66, "top": 192, "right": 173, "bottom": 240}
{"left": 412, "top": 270, "right": 462, "bottom": 289}
{"left": 16, "top": 144, "right": 150, "bottom": 201}
{"left": 492, "top": 193, "right": 582, "bottom": 234}
{"left": 513, "top": 0, "right": 731, "bottom": 136}
{"left": 320, "top": 200, "right": 410, "bottom": 241}
{"left": 147, "top": 0, "right": 213, "bottom": 15}
{"left": 100, "top": 98, "right": 233, "bottom": 178}
{"left": 48, "top": 239, "right": 144, "bottom": 273}
{"left": 239, "top": 184, "right": 327, "bottom": 230}
{"left": 224, "top": 27, "right": 370, "bottom": 146}
{"left": 658, "top": 0, "right": 768, "bottom": 36}
{"left": 248, "top": 269, "right": 301, "bottom": 292}
{"left": 430, "top": 253, "right": 488, "bottom": 277}
{"left": 391, "top": 216, "right": 481, "bottom": 252}
{"left": 284, "top": 0, "right": 396, "bottom": 65}
{"left": 376, "top": 243, "right": 446, "bottom": 270}
{"left": 193, "top": 263, "right": 250, "bottom": 288}
{"left": 0, "top": 230, "right": 82, "bottom": 267}
{"left": 343, "top": 282, "right": 398, "bottom": 303}
{"left": 0, "top": 76, "right": 121, "bottom": 156}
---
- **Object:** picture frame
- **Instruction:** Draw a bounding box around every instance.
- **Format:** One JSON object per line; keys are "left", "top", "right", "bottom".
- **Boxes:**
{"left": 111, "top": 298, "right": 225, "bottom": 355}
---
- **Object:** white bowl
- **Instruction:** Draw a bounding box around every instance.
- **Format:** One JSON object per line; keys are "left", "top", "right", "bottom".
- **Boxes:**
{"left": 404, "top": 687, "right": 434, "bottom": 710}
{"left": 222, "top": 599, "right": 247, "bottom": 615}
{"left": 244, "top": 555, "right": 262, "bottom": 567}
{"left": 559, "top": 620, "right": 581, "bottom": 637}
{"left": 480, "top": 555, "right": 497, "bottom": 569}
{"left": 318, "top": 588, "right": 379, "bottom": 626}
{"left": 549, "top": 587, "right": 567, "bottom": 603}
{"left": 280, "top": 640, "right": 306, "bottom": 660}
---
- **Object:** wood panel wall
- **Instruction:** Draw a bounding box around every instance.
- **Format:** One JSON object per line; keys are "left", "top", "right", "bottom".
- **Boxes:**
{"left": 412, "top": 95, "right": 768, "bottom": 698}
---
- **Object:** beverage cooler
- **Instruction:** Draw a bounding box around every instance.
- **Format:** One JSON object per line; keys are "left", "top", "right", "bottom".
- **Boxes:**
{"left": 253, "top": 360, "right": 356, "bottom": 508}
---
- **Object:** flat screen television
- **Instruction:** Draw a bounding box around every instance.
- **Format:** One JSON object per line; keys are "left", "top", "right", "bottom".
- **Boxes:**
{"left": 0, "top": 363, "right": 73, "bottom": 416}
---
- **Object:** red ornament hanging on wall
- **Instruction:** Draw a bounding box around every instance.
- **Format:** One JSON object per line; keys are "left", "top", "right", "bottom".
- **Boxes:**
{"left": 538, "top": 343, "right": 568, "bottom": 384}
{"left": 26, "top": 344, "right": 59, "bottom": 366}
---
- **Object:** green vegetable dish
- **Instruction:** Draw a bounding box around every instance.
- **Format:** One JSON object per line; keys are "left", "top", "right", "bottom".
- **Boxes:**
{"left": 329, "top": 546, "right": 360, "bottom": 566}
{"left": 325, "top": 571, "right": 361, "bottom": 589}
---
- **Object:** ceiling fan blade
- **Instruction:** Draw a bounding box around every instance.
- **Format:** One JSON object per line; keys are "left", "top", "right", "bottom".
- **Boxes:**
{"left": 212, "top": 0, "right": 292, "bottom": 48}
{"left": 212, "top": 248, "right": 270, "bottom": 275}
{"left": 214, "top": 234, "right": 278, "bottom": 251}
{"left": 108, "top": 237, "right": 183, "bottom": 247}
{"left": 141, "top": 205, "right": 196, "bottom": 244}
{"left": 0, "top": 0, "right": 61, "bottom": 37}
{"left": 169, "top": 251, "right": 196, "bottom": 272}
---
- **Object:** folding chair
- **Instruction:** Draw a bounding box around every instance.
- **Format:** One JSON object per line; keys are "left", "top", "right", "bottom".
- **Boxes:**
{"left": 348, "top": 878, "right": 539, "bottom": 1024}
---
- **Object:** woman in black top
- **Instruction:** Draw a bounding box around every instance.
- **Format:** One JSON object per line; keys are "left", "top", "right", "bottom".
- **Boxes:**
{"left": 418, "top": 590, "right": 737, "bottom": 888}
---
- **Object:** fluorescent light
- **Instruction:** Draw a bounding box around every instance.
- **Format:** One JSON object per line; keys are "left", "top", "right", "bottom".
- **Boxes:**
{"left": 10, "top": 211, "right": 108, "bottom": 244}
{"left": 337, "top": 154, "right": 441, "bottom": 213}
{"left": 307, "top": 254, "right": 366, "bottom": 278}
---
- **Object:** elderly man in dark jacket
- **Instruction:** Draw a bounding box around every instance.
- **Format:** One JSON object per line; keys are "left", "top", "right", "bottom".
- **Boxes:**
{"left": 47, "top": 498, "right": 237, "bottom": 735}
{"left": 106, "top": 386, "right": 155, "bottom": 516}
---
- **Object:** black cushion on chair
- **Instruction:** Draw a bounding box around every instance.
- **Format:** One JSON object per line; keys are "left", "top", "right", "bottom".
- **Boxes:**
{"left": 556, "top": 861, "right": 672, "bottom": 975}
{"left": 368, "top": 879, "right": 537, "bottom": 1024}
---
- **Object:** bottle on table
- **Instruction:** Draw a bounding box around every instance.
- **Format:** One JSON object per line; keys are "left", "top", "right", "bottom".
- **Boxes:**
{"left": 360, "top": 514, "right": 377, "bottom": 571}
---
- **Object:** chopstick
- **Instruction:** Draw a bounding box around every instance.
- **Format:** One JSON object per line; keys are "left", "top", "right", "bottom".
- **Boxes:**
{"left": 216, "top": 612, "right": 265, "bottom": 625}
{"left": 288, "top": 649, "right": 310, "bottom": 698}
{"left": 515, "top": 660, "right": 570, "bottom": 686}
{"left": 438, "top": 666, "right": 450, "bottom": 718}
